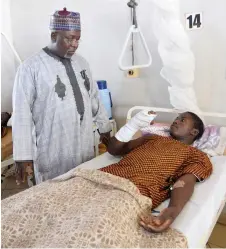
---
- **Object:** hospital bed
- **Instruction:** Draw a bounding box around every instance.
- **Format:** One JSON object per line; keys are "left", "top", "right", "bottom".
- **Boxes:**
{"left": 77, "top": 106, "right": 226, "bottom": 248}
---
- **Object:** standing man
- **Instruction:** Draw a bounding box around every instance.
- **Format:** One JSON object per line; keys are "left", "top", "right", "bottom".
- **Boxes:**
{"left": 12, "top": 8, "right": 111, "bottom": 185}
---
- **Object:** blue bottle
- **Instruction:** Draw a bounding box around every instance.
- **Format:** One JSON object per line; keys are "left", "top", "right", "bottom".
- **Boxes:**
{"left": 97, "top": 80, "right": 113, "bottom": 120}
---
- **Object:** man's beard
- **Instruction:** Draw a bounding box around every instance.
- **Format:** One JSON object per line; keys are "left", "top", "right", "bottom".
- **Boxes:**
{"left": 64, "top": 50, "right": 75, "bottom": 59}
{"left": 64, "top": 53, "right": 72, "bottom": 59}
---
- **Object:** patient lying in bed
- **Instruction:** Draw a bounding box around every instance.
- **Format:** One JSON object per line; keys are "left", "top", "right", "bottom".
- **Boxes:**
{"left": 101, "top": 111, "right": 213, "bottom": 233}
{"left": 1, "top": 111, "right": 213, "bottom": 248}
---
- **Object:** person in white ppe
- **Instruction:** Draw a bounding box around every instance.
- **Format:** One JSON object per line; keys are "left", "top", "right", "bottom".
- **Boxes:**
{"left": 12, "top": 8, "right": 111, "bottom": 185}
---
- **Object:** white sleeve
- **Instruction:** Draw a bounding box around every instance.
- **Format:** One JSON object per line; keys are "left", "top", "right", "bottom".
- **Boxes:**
{"left": 77, "top": 55, "right": 111, "bottom": 133}
{"left": 90, "top": 79, "right": 111, "bottom": 133}
{"left": 12, "top": 64, "right": 36, "bottom": 161}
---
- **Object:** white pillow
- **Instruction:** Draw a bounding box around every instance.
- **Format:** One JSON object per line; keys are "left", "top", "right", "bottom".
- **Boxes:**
{"left": 140, "top": 123, "right": 226, "bottom": 157}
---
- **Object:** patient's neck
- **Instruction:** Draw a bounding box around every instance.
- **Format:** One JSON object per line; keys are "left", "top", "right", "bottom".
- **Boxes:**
{"left": 173, "top": 136, "right": 194, "bottom": 145}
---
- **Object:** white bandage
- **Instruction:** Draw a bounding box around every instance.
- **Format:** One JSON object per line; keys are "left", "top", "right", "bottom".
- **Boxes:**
{"left": 173, "top": 180, "right": 185, "bottom": 189}
{"left": 115, "top": 110, "right": 157, "bottom": 142}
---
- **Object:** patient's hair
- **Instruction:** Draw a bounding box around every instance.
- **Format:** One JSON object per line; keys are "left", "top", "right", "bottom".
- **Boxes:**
{"left": 187, "top": 112, "right": 205, "bottom": 140}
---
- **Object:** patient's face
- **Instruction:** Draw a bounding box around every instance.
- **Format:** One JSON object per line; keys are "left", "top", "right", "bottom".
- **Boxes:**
{"left": 170, "top": 112, "right": 196, "bottom": 139}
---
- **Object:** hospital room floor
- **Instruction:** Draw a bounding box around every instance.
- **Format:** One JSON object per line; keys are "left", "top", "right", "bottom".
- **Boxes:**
{"left": 1, "top": 176, "right": 226, "bottom": 248}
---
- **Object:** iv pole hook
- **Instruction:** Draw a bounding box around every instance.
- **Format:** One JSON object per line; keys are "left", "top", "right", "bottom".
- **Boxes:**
{"left": 127, "top": 0, "right": 138, "bottom": 28}
{"left": 118, "top": 0, "right": 152, "bottom": 70}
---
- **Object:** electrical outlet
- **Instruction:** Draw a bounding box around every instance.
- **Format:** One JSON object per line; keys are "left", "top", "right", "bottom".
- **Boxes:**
{"left": 127, "top": 68, "right": 139, "bottom": 78}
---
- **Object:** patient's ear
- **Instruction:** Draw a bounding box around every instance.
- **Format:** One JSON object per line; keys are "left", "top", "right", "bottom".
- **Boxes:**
{"left": 191, "top": 128, "right": 199, "bottom": 137}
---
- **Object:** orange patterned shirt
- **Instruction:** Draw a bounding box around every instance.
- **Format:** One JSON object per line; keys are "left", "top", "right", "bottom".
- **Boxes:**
{"left": 101, "top": 135, "right": 212, "bottom": 208}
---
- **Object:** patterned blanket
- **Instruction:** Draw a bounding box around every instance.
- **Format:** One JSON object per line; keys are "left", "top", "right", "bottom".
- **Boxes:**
{"left": 1, "top": 169, "right": 187, "bottom": 248}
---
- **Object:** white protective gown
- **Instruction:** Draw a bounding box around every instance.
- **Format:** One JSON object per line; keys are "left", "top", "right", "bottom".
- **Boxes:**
{"left": 12, "top": 49, "right": 111, "bottom": 184}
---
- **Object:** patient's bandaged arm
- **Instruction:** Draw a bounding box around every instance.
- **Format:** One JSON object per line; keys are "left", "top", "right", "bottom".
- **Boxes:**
{"left": 115, "top": 110, "right": 157, "bottom": 142}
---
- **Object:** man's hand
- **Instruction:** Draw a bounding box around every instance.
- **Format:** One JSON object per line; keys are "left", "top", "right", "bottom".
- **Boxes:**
{"left": 100, "top": 131, "right": 111, "bottom": 147}
{"left": 15, "top": 161, "right": 35, "bottom": 186}
{"left": 138, "top": 207, "right": 180, "bottom": 233}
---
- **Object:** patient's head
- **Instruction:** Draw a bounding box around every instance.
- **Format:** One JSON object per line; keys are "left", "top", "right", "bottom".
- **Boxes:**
{"left": 170, "top": 112, "right": 204, "bottom": 144}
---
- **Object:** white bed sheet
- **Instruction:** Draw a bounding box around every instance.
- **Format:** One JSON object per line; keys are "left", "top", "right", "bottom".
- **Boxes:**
{"left": 77, "top": 153, "right": 226, "bottom": 248}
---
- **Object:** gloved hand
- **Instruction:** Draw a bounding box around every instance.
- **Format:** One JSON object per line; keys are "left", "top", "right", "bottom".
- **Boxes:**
{"left": 128, "top": 110, "right": 157, "bottom": 130}
{"left": 115, "top": 110, "right": 157, "bottom": 142}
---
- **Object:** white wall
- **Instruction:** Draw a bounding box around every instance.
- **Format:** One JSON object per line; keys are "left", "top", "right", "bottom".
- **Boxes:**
{"left": 1, "top": 0, "right": 13, "bottom": 41}
{"left": 1, "top": 0, "right": 226, "bottom": 127}
{"left": 1, "top": 0, "right": 18, "bottom": 112}
{"left": 180, "top": 0, "right": 226, "bottom": 117}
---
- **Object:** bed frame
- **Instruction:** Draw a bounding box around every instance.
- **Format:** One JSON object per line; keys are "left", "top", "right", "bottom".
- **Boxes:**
{"left": 127, "top": 106, "right": 226, "bottom": 120}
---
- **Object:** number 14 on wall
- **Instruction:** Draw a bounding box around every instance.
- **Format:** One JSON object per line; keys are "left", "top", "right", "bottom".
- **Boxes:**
{"left": 186, "top": 12, "right": 203, "bottom": 30}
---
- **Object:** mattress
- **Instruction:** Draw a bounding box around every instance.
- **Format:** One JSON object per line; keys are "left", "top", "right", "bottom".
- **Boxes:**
{"left": 78, "top": 153, "right": 226, "bottom": 248}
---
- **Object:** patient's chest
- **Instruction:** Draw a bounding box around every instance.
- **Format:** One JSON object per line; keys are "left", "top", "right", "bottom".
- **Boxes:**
{"left": 101, "top": 135, "right": 208, "bottom": 208}
{"left": 122, "top": 136, "right": 189, "bottom": 177}
{"left": 102, "top": 136, "right": 191, "bottom": 184}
